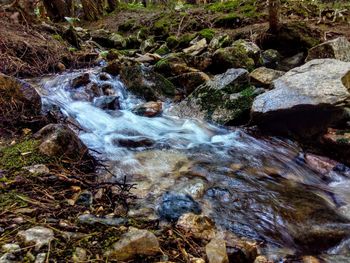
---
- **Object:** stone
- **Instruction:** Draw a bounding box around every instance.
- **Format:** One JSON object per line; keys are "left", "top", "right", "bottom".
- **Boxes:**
{"left": 155, "top": 44, "right": 170, "bottom": 56}
{"left": 72, "top": 247, "right": 87, "bottom": 262}
{"left": 99, "top": 72, "right": 111, "bottom": 81}
{"left": 176, "top": 213, "right": 216, "bottom": 240}
{"left": 141, "top": 38, "right": 156, "bottom": 54}
{"left": 85, "top": 83, "right": 102, "bottom": 98}
{"left": 104, "top": 227, "right": 160, "bottom": 261}
{"left": 157, "top": 192, "right": 201, "bottom": 222}
{"left": 55, "top": 62, "right": 66, "bottom": 72}
{"left": 102, "top": 60, "right": 122, "bottom": 76}
{"left": 305, "top": 153, "right": 339, "bottom": 175}
{"left": 212, "top": 40, "right": 260, "bottom": 73}
{"left": 302, "top": 256, "right": 320, "bottom": 263}
{"left": 251, "top": 59, "right": 350, "bottom": 137}
{"left": 321, "top": 128, "right": 350, "bottom": 165}
{"left": 77, "top": 214, "right": 127, "bottom": 226}
{"left": 261, "top": 49, "right": 281, "bottom": 68}
{"left": 254, "top": 256, "right": 271, "bottom": 263}
{"left": 132, "top": 101, "right": 163, "bottom": 117}
{"left": 1, "top": 244, "right": 19, "bottom": 253}
{"left": 170, "top": 72, "right": 210, "bottom": 95}
{"left": 0, "top": 253, "right": 17, "bottom": 263}
{"left": 23, "top": 164, "right": 49, "bottom": 174}
{"left": 183, "top": 38, "right": 207, "bottom": 56}
{"left": 249, "top": 67, "right": 285, "bottom": 88}
{"left": 114, "top": 137, "right": 155, "bottom": 148}
{"left": 34, "top": 124, "right": 89, "bottom": 161}
{"left": 277, "top": 52, "right": 305, "bottom": 71}
{"left": 0, "top": 73, "right": 42, "bottom": 127}
{"left": 169, "top": 68, "right": 257, "bottom": 125}
{"left": 208, "top": 35, "right": 231, "bottom": 51}
{"left": 187, "top": 52, "right": 213, "bottom": 72}
{"left": 120, "top": 65, "right": 176, "bottom": 101}
{"left": 75, "top": 190, "right": 93, "bottom": 207}
{"left": 93, "top": 96, "right": 120, "bottom": 110}
{"left": 306, "top": 37, "right": 350, "bottom": 62}
{"left": 34, "top": 253, "right": 46, "bottom": 263}
{"left": 90, "top": 29, "right": 115, "bottom": 48}
{"left": 206, "top": 238, "right": 229, "bottom": 263}
{"left": 71, "top": 73, "right": 90, "bottom": 88}
{"left": 18, "top": 226, "right": 54, "bottom": 250}
{"left": 109, "top": 33, "right": 126, "bottom": 49}
{"left": 101, "top": 83, "right": 115, "bottom": 96}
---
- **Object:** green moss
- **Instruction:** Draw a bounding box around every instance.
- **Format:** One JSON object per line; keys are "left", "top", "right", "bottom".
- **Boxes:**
{"left": 152, "top": 18, "right": 170, "bottom": 36}
{"left": 166, "top": 36, "right": 179, "bottom": 49}
{"left": 0, "top": 139, "right": 51, "bottom": 170}
{"left": 214, "top": 14, "right": 242, "bottom": 28}
{"left": 119, "top": 19, "right": 137, "bottom": 32}
{"left": 198, "top": 29, "right": 215, "bottom": 41}
{"left": 155, "top": 44, "right": 170, "bottom": 56}
{"left": 52, "top": 34, "right": 64, "bottom": 42}
{"left": 178, "top": 33, "right": 196, "bottom": 48}
{"left": 0, "top": 191, "right": 29, "bottom": 210}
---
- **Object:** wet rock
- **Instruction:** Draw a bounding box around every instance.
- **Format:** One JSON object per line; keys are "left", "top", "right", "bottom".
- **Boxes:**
{"left": 132, "top": 101, "right": 163, "bottom": 117}
{"left": 55, "top": 62, "right": 66, "bottom": 72}
{"left": 249, "top": 67, "right": 285, "bottom": 88}
{"left": 99, "top": 72, "right": 111, "bottom": 81}
{"left": 0, "top": 73, "right": 42, "bottom": 127}
{"left": 72, "top": 247, "right": 87, "bottom": 262}
{"left": 206, "top": 238, "right": 229, "bottom": 263}
{"left": 170, "top": 72, "right": 210, "bottom": 95}
{"left": 77, "top": 214, "right": 127, "bottom": 226}
{"left": 71, "top": 73, "right": 90, "bottom": 88}
{"left": 306, "top": 37, "right": 350, "bottom": 62}
{"left": 102, "top": 60, "right": 122, "bottom": 76}
{"left": 85, "top": 82, "right": 102, "bottom": 98}
{"left": 170, "top": 68, "right": 257, "bottom": 125}
{"left": 261, "top": 49, "right": 281, "bottom": 68}
{"left": 212, "top": 40, "right": 261, "bottom": 73}
{"left": 157, "top": 192, "right": 201, "bottom": 221}
{"left": 302, "top": 256, "right": 320, "bottom": 263}
{"left": 101, "top": 83, "right": 115, "bottom": 96}
{"left": 23, "top": 164, "right": 49, "bottom": 175}
{"left": 35, "top": 124, "right": 89, "bottom": 161}
{"left": 135, "top": 53, "right": 162, "bottom": 63}
{"left": 104, "top": 227, "right": 160, "bottom": 261}
{"left": 252, "top": 59, "right": 350, "bottom": 138}
{"left": 1, "top": 244, "right": 19, "bottom": 253}
{"left": 223, "top": 232, "right": 258, "bottom": 263}
{"left": 114, "top": 137, "right": 155, "bottom": 148}
{"left": 120, "top": 65, "right": 176, "bottom": 101}
{"left": 321, "top": 128, "right": 350, "bottom": 165}
{"left": 254, "top": 256, "right": 271, "bottom": 263}
{"left": 183, "top": 38, "right": 207, "bottom": 56}
{"left": 93, "top": 96, "right": 120, "bottom": 110}
{"left": 18, "top": 226, "right": 54, "bottom": 250}
{"left": 305, "top": 153, "right": 339, "bottom": 175}
{"left": 176, "top": 213, "right": 216, "bottom": 240}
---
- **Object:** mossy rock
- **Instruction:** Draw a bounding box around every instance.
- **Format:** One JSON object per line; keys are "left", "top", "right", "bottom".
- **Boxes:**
{"left": 214, "top": 14, "right": 243, "bottom": 28}
{"left": 178, "top": 33, "right": 196, "bottom": 49}
{"left": 198, "top": 29, "right": 215, "bottom": 41}
{"left": 155, "top": 44, "right": 170, "bottom": 56}
{"left": 0, "top": 139, "right": 52, "bottom": 170}
{"left": 119, "top": 19, "right": 138, "bottom": 32}
{"left": 152, "top": 18, "right": 170, "bottom": 37}
{"left": 166, "top": 36, "right": 179, "bottom": 49}
{"left": 125, "top": 35, "right": 140, "bottom": 49}
{"left": 120, "top": 65, "right": 176, "bottom": 101}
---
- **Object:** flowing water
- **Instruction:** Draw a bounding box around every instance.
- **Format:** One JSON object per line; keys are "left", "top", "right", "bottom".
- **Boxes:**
{"left": 32, "top": 68, "right": 350, "bottom": 260}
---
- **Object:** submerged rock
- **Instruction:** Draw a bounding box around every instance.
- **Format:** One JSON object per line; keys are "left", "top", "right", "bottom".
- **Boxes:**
{"left": 251, "top": 59, "right": 350, "bottom": 138}
{"left": 170, "top": 68, "right": 258, "bottom": 125}
{"left": 104, "top": 227, "right": 160, "bottom": 261}
{"left": 120, "top": 65, "right": 176, "bottom": 101}
{"left": 114, "top": 137, "right": 155, "bottom": 148}
{"left": 306, "top": 37, "right": 350, "bottom": 62}
{"left": 34, "top": 124, "right": 89, "bottom": 161}
{"left": 157, "top": 192, "right": 201, "bottom": 222}
{"left": 93, "top": 96, "right": 120, "bottom": 110}
{"left": 71, "top": 73, "right": 90, "bottom": 88}
{"left": 18, "top": 227, "right": 54, "bottom": 250}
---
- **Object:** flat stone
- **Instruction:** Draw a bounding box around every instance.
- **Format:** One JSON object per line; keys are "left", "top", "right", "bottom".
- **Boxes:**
{"left": 18, "top": 226, "right": 54, "bottom": 250}
{"left": 249, "top": 67, "right": 285, "bottom": 87}
{"left": 104, "top": 227, "right": 160, "bottom": 261}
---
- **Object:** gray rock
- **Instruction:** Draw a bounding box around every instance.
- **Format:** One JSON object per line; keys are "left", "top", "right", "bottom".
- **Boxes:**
{"left": 0, "top": 253, "right": 18, "bottom": 263}
{"left": 109, "top": 33, "right": 126, "bottom": 49}
{"left": 277, "top": 52, "right": 305, "bottom": 71}
{"left": 261, "top": 49, "right": 281, "bottom": 68}
{"left": 23, "top": 164, "right": 49, "bottom": 175}
{"left": 104, "top": 227, "right": 160, "bottom": 261}
{"left": 71, "top": 73, "right": 90, "bottom": 88}
{"left": 183, "top": 38, "right": 207, "bottom": 56}
{"left": 252, "top": 59, "right": 350, "bottom": 137}
{"left": 169, "top": 68, "right": 257, "bottom": 125}
{"left": 77, "top": 214, "right": 127, "bottom": 226}
{"left": 18, "top": 226, "right": 54, "bottom": 250}
{"left": 205, "top": 238, "right": 229, "bottom": 263}
{"left": 1, "top": 244, "right": 19, "bottom": 253}
{"left": 249, "top": 67, "right": 285, "bottom": 88}
{"left": 306, "top": 37, "right": 350, "bottom": 62}
{"left": 140, "top": 38, "right": 156, "bottom": 54}
{"left": 176, "top": 213, "right": 216, "bottom": 240}
{"left": 34, "top": 253, "right": 46, "bottom": 263}
{"left": 93, "top": 96, "right": 120, "bottom": 110}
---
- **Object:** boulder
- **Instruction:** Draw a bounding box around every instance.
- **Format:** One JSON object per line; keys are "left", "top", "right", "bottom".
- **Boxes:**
{"left": 170, "top": 72, "right": 210, "bottom": 95}
{"left": 251, "top": 59, "right": 350, "bottom": 137}
{"left": 132, "top": 101, "right": 163, "bottom": 117}
{"left": 120, "top": 65, "right": 176, "bottom": 101}
{"left": 183, "top": 38, "right": 207, "bottom": 56}
{"left": 109, "top": 33, "right": 126, "bottom": 49}
{"left": 277, "top": 52, "right": 305, "bottom": 71}
{"left": 169, "top": 68, "right": 259, "bottom": 125}
{"left": 34, "top": 124, "right": 89, "bottom": 161}
{"left": 114, "top": 137, "right": 155, "bottom": 148}
{"left": 249, "top": 67, "right": 285, "bottom": 88}
{"left": 0, "top": 73, "right": 42, "bottom": 127}
{"left": 212, "top": 40, "right": 261, "bottom": 73}
{"left": 140, "top": 38, "right": 156, "bottom": 54}
{"left": 208, "top": 35, "right": 231, "bottom": 51}
{"left": 306, "top": 37, "right": 350, "bottom": 62}
{"left": 71, "top": 73, "right": 90, "bottom": 88}
{"left": 104, "top": 227, "right": 160, "bottom": 261}
{"left": 91, "top": 30, "right": 126, "bottom": 49}
{"left": 321, "top": 128, "right": 350, "bottom": 165}
{"left": 102, "top": 60, "right": 122, "bottom": 76}
{"left": 94, "top": 96, "right": 120, "bottom": 110}
{"left": 205, "top": 238, "right": 229, "bottom": 263}
{"left": 154, "top": 53, "right": 193, "bottom": 77}
{"left": 261, "top": 49, "right": 281, "bottom": 68}
{"left": 18, "top": 226, "right": 54, "bottom": 250}
{"left": 187, "top": 52, "right": 213, "bottom": 72}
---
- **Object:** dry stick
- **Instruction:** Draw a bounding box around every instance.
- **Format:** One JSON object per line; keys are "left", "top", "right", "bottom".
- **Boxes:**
{"left": 177, "top": 15, "right": 186, "bottom": 37}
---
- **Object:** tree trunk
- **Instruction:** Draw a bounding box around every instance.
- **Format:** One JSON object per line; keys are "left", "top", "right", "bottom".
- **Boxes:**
{"left": 43, "top": 0, "right": 71, "bottom": 22}
{"left": 268, "top": 0, "right": 280, "bottom": 34}
{"left": 81, "top": 0, "right": 103, "bottom": 21}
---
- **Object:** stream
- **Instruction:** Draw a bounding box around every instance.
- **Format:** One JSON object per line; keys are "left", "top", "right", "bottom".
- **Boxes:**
{"left": 32, "top": 67, "right": 350, "bottom": 261}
